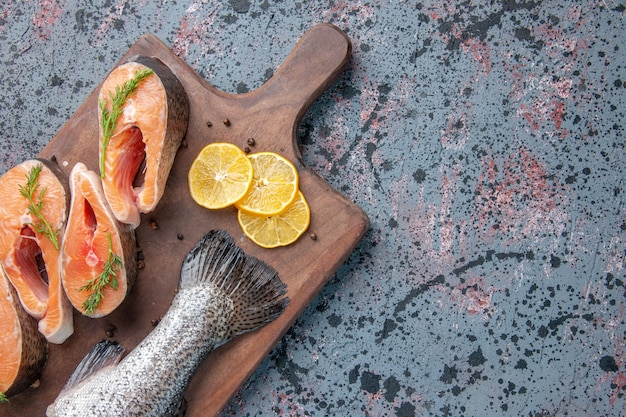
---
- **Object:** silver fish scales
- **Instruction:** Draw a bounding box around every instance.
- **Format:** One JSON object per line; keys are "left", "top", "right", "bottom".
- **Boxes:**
{"left": 47, "top": 229, "right": 289, "bottom": 417}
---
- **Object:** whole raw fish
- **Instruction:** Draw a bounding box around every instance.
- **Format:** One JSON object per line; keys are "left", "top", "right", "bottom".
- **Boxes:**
{"left": 46, "top": 229, "right": 289, "bottom": 416}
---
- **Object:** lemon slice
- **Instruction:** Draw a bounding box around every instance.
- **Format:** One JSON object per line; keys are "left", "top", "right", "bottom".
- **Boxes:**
{"left": 188, "top": 142, "right": 253, "bottom": 209}
{"left": 238, "top": 190, "right": 310, "bottom": 248}
{"left": 235, "top": 152, "right": 299, "bottom": 216}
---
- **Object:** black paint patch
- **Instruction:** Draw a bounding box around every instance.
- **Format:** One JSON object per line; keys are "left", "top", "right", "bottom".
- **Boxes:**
{"left": 229, "top": 0, "right": 250, "bottom": 13}
{"left": 348, "top": 364, "right": 360, "bottom": 384}
{"left": 395, "top": 402, "right": 416, "bottom": 417}
{"left": 377, "top": 83, "right": 392, "bottom": 104}
{"left": 515, "top": 359, "right": 528, "bottom": 369}
{"left": 439, "top": 364, "right": 458, "bottom": 384}
{"left": 341, "top": 84, "right": 360, "bottom": 100}
{"left": 74, "top": 9, "right": 89, "bottom": 32}
{"left": 384, "top": 375, "right": 401, "bottom": 402}
{"left": 413, "top": 168, "right": 426, "bottom": 183}
{"left": 236, "top": 81, "right": 249, "bottom": 93}
{"left": 327, "top": 313, "right": 342, "bottom": 327}
{"left": 537, "top": 325, "right": 548, "bottom": 338}
{"left": 375, "top": 318, "right": 398, "bottom": 343}
{"left": 272, "top": 339, "right": 308, "bottom": 394}
{"left": 50, "top": 74, "right": 63, "bottom": 86}
{"left": 365, "top": 142, "right": 377, "bottom": 161}
{"left": 360, "top": 370, "right": 381, "bottom": 393}
{"left": 599, "top": 355, "right": 618, "bottom": 372}
{"left": 468, "top": 346, "right": 487, "bottom": 366}
{"left": 548, "top": 313, "right": 574, "bottom": 335}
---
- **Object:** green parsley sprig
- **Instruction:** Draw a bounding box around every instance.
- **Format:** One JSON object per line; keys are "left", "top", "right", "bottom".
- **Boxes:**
{"left": 18, "top": 164, "right": 60, "bottom": 251}
{"left": 80, "top": 233, "right": 122, "bottom": 315}
{"left": 99, "top": 67, "right": 153, "bottom": 178}
{"left": 0, "top": 391, "right": 8, "bottom": 403}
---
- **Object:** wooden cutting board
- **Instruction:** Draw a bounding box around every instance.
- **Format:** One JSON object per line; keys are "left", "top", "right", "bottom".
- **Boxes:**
{"left": 1, "top": 24, "right": 368, "bottom": 417}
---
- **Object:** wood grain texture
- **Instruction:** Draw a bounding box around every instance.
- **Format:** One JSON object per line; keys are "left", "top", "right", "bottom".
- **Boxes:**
{"left": 2, "top": 24, "right": 368, "bottom": 417}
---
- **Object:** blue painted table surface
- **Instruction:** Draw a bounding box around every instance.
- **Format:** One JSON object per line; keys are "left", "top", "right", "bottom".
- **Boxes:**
{"left": 1, "top": 1, "right": 625, "bottom": 416}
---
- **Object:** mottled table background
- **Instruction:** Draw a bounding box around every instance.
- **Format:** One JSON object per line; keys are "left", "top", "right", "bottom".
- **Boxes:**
{"left": 1, "top": 1, "right": 625, "bottom": 416}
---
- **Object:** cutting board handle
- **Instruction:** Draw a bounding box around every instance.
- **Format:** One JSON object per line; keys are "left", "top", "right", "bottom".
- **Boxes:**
{"left": 254, "top": 23, "right": 352, "bottom": 133}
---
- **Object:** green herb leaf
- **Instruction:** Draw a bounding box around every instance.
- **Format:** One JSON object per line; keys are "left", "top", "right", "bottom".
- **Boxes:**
{"left": 0, "top": 391, "right": 8, "bottom": 403}
{"left": 18, "top": 164, "right": 60, "bottom": 250}
{"left": 80, "top": 233, "right": 122, "bottom": 315}
{"left": 99, "top": 67, "right": 153, "bottom": 178}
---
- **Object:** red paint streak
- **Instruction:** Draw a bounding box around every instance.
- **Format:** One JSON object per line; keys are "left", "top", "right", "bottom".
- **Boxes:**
{"left": 441, "top": 109, "right": 471, "bottom": 150}
{"left": 513, "top": 67, "right": 571, "bottom": 139}
{"left": 172, "top": 16, "right": 193, "bottom": 58}
{"left": 462, "top": 38, "right": 491, "bottom": 76}
{"left": 405, "top": 163, "right": 467, "bottom": 276}
{"left": 506, "top": 17, "right": 592, "bottom": 140}
{"left": 425, "top": 2, "right": 490, "bottom": 80}
{"left": 172, "top": 8, "right": 219, "bottom": 62}
{"left": 438, "top": 165, "right": 460, "bottom": 265}
{"left": 465, "top": 289, "right": 492, "bottom": 314}
{"left": 321, "top": 0, "right": 375, "bottom": 26}
{"left": 406, "top": 187, "right": 438, "bottom": 269}
{"left": 377, "top": 75, "right": 416, "bottom": 142}
{"left": 270, "top": 390, "right": 305, "bottom": 416}
{"left": 31, "top": 0, "right": 64, "bottom": 41}
{"left": 438, "top": 166, "right": 462, "bottom": 262}
{"left": 473, "top": 147, "right": 567, "bottom": 244}
{"left": 532, "top": 22, "right": 585, "bottom": 61}
{"left": 359, "top": 77, "right": 379, "bottom": 126}
{"left": 521, "top": 96, "right": 569, "bottom": 139}
{"left": 358, "top": 75, "right": 416, "bottom": 144}
{"left": 429, "top": 11, "right": 442, "bottom": 20}
{"left": 91, "top": 0, "right": 125, "bottom": 47}
{"left": 362, "top": 380, "right": 425, "bottom": 416}
{"left": 608, "top": 306, "right": 626, "bottom": 406}
{"left": 596, "top": 330, "right": 626, "bottom": 407}
{"left": 426, "top": 0, "right": 461, "bottom": 25}
{"left": 0, "top": 7, "right": 11, "bottom": 34}
{"left": 550, "top": 101, "right": 565, "bottom": 130}
{"left": 606, "top": 233, "right": 626, "bottom": 274}
{"left": 518, "top": 102, "right": 540, "bottom": 131}
{"left": 610, "top": 372, "right": 626, "bottom": 406}
{"left": 439, "top": 276, "right": 496, "bottom": 316}
{"left": 507, "top": 63, "right": 532, "bottom": 103}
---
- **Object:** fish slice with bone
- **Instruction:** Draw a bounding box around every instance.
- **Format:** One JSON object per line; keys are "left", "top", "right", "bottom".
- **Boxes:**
{"left": 47, "top": 229, "right": 289, "bottom": 417}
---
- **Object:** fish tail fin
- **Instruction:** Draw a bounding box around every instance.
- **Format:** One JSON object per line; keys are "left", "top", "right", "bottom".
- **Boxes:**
{"left": 222, "top": 248, "right": 290, "bottom": 339}
{"left": 58, "top": 340, "right": 124, "bottom": 396}
{"left": 181, "top": 230, "right": 289, "bottom": 339}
